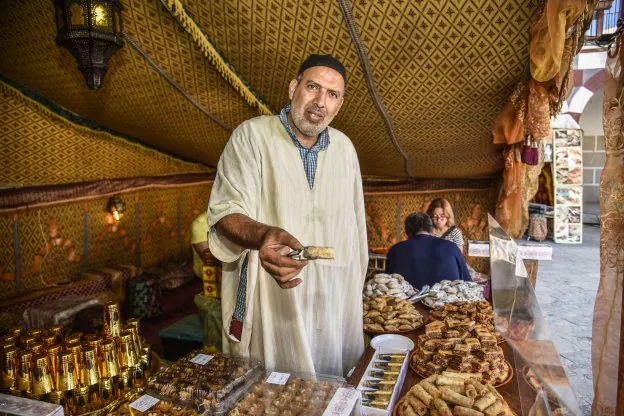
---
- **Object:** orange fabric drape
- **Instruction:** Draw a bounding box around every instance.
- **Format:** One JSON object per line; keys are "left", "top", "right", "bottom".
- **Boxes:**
{"left": 494, "top": 0, "right": 592, "bottom": 238}
{"left": 529, "top": 0, "right": 585, "bottom": 83}
{"left": 591, "top": 35, "right": 624, "bottom": 416}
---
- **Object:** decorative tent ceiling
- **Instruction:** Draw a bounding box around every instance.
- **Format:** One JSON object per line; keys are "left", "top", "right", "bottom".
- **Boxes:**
{"left": 0, "top": 0, "right": 538, "bottom": 179}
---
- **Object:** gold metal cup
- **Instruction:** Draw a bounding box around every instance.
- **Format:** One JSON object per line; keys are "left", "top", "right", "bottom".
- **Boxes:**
{"left": 48, "top": 324, "right": 64, "bottom": 338}
{"left": 67, "top": 343, "right": 83, "bottom": 386}
{"left": 57, "top": 351, "right": 77, "bottom": 392}
{"left": 99, "top": 376, "right": 116, "bottom": 403}
{"left": 104, "top": 302, "right": 122, "bottom": 338}
{"left": 47, "top": 344, "right": 62, "bottom": 383}
{"left": 1, "top": 347, "right": 19, "bottom": 391}
{"left": 1, "top": 334, "right": 18, "bottom": 347}
{"left": 65, "top": 332, "right": 83, "bottom": 347}
{"left": 17, "top": 350, "right": 33, "bottom": 393}
{"left": 32, "top": 354, "right": 54, "bottom": 395}
{"left": 99, "top": 340, "right": 119, "bottom": 378}
{"left": 141, "top": 345, "right": 151, "bottom": 375}
{"left": 125, "top": 318, "right": 142, "bottom": 351}
{"left": 9, "top": 327, "right": 23, "bottom": 339}
{"left": 81, "top": 347, "right": 100, "bottom": 387}
{"left": 42, "top": 335, "right": 57, "bottom": 347}
{"left": 75, "top": 385, "right": 92, "bottom": 413}
{"left": 47, "top": 390, "right": 66, "bottom": 406}
{"left": 21, "top": 336, "right": 37, "bottom": 351}
{"left": 30, "top": 342, "right": 45, "bottom": 355}
{"left": 84, "top": 334, "right": 103, "bottom": 350}
{"left": 118, "top": 331, "right": 137, "bottom": 368}
{"left": 1, "top": 341, "right": 16, "bottom": 352}
{"left": 118, "top": 366, "right": 133, "bottom": 393}
{"left": 26, "top": 328, "right": 43, "bottom": 340}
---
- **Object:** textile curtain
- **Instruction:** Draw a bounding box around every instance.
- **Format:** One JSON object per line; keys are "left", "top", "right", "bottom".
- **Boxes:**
{"left": 591, "top": 34, "right": 624, "bottom": 416}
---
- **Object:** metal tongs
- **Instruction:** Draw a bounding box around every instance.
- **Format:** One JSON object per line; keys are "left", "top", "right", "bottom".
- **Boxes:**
{"left": 408, "top": 285, "right": 431, "bottom": 303}
{"left": 287, "top": 246, "right": 335, "bottom": 261}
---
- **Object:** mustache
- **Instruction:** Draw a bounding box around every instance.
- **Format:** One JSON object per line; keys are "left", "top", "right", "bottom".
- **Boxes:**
{"left": 305, "top": 104, "right": 326, "bottom": 116}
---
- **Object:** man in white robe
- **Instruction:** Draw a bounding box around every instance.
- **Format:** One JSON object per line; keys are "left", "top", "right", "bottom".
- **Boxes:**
{"left": 208, "top": 54, "right": 368, "bottom": 376}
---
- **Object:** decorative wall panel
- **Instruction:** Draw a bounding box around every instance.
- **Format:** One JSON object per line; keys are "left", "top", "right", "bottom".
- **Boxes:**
{"left": 0, "top": 184, "right": 210, "bottom": 301}
{"left": 0, "top": 80, "right": 209, "bottom": 186}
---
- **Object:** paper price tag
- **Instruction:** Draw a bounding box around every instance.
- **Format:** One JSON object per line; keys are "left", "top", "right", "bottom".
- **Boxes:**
{"left": 189, "top": 353, "right": 214, "bottom": 365}
{"left": 323, "top": 388, "right": 361, "bottom": 416}
{"left": 266, "top": 372, "right": 290, "bottom": 385}
{"left": 130, "top": 395, "right": 159, "bottom": 412}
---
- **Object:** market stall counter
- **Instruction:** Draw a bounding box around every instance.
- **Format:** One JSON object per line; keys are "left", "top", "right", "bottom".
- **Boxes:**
{"left": 348, "top": 304, "right": 529, "bottom": 415}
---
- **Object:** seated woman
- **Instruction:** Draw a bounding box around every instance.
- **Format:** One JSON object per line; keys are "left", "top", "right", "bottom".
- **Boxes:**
{"left": 385, "top": 212, "right": 471, "bottom": 290}
{"left": 427, "top": 198, "right": 464, "bottom": 250}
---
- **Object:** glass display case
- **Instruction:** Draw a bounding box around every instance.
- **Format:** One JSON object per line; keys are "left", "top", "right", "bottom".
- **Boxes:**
{"left": 488, "top": 214, "right": 580, "bottom": 415}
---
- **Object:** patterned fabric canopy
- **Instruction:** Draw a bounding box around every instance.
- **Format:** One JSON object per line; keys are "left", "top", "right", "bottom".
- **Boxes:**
{"left": 0, "top": 0, "right": 538, "bottom": 179}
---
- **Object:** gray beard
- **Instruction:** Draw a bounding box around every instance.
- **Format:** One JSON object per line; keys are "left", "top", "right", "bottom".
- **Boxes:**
{"left": 291, "top": 109, "right": 329, "bottom": 137}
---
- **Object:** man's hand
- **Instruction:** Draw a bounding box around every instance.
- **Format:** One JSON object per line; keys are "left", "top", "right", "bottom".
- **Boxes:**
{"left": 215, "top": 214, "right": 307, "bottom": 289}
{"left": 259, "top": 227, "right": 307, "bottom": 289}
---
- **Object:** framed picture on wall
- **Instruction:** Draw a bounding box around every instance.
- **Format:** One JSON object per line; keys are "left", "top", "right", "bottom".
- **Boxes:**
{"left": 552, "top": 129, "right": 583, "bottom": 244}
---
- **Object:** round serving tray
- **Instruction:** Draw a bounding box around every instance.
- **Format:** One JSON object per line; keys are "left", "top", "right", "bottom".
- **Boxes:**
{"left": 408, "top": 350, "right": 513, "bottom": 388}
{"left": 365, "top": 320, "right": 426, "bottom": 336}
{"left": 521, "top": 365, "right": 561, "bottom": 405}
{"left": 392, "top": 395, "right": 519, "bottom": 416}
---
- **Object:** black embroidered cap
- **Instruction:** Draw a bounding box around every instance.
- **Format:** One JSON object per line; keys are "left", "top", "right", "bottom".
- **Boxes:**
{"left": 298, "top": 54, "right": 347, "bottom": 87}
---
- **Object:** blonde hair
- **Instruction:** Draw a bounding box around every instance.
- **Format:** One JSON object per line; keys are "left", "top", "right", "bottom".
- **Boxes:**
{"left": 427, "top": 198, "right": 455, "bottom": 227}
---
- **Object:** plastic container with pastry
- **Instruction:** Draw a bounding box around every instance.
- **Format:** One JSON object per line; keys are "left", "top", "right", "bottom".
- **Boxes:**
{"left": 228, "top": 371, "right": 349, "bottom": 416}
{"left": 145, "top": 350, "right": 263, "bottom": 413}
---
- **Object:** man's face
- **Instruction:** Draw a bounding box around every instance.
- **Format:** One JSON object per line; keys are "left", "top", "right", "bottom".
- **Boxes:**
{"left": 288, "top": 66, "right": 345, "bottom": 138}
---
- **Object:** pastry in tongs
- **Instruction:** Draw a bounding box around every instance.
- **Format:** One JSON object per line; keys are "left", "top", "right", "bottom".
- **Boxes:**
{"left": 287, "top": 246, "right": 335, "bottom": 260}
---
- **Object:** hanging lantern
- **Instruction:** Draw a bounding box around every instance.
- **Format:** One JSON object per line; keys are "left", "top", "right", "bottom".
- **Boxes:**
{"left": 106, "top": 195, "right": 126, "bottom": 221}
{"left": 53, "top": 0, "right": 124, "bottom": 89}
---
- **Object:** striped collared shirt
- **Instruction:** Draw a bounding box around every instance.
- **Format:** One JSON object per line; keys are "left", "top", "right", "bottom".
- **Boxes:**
{"left": 279, "top": 104, "right": 330, "bottom": 189}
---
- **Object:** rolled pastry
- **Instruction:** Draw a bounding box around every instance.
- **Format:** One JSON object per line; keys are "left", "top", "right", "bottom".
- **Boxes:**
{"left": 465, "top": 383, "right": 478, "bottom": 398}
{"left": 442, "top": 371, "right": 481, "bottom": 381}
{"left": 446, "top": 384, "right": 466, "bottom": 395}
{"left": 466, "top": 379, "right": 488, "bottom": 396}
{"left": 433, "top": 398, "right": 453, "bottom": 416}
{"left": 406, "top": 397, "right": 428, "bottom": 416}
{"left": 437, "top": 375, "right": 465, "bottom": 386}
{"left": 440, "top": 387, "right": 474, "bottom": 408}
{"left": 302, "top": 246, "right": 335, "bottom": 259}
{"left": 412, "top": 384, "right": 433, "bottom": 406}
{"left": 424, "top": 374, "right": 439, "bottom": 384}
{"left": 474, "top": 393, "right": 498, "bottom": 411}
{"left": 453, "top": 406, "right": 485, "bottom": 416}
{"left": 420, "top": 380, "right": 441, "bottom": 399}
{"left": 483, "top": 400, "right": 505, "bottom": 416}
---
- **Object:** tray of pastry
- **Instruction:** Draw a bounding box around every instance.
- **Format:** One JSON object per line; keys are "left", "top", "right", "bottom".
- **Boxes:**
{"left": 428, "top": 301, "right": 504, "bottom": 344}
{"left": 421, "top": 281, "right": 485, "bottom": 309}
{"left": 394, "top": 372, "right": 515, "bottom": 416}
{"left": 228, "top": 371, "right": 349, "bottom": 416}
{"left": 145, "top": 349, "right": 263, "bottom": 413}
{"left": 363, "top": 295, "right": 426, "bottom": 334}
{"left": 409, "top": 313, "right": 512, "bottom": 387}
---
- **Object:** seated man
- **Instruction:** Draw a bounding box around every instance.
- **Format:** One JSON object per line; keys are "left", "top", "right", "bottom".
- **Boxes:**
{"left": 191, "top": 212, "right": 209, "bottom": 279}
{"left": 386, "top": 212, "right": 470, "bottom": 290}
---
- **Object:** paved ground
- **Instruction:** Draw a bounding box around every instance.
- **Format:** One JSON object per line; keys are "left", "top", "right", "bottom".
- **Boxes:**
{"left": 534, "top": 224, "right": 601, "bottom": 415}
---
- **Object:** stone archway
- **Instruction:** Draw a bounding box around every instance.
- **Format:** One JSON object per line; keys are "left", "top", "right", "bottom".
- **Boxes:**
{"left": 564, "top": 67, "right": 609, "bottom": 122}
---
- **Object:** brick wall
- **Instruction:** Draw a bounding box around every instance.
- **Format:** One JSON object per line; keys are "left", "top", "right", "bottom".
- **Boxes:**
{"left": 582, "top": 135, "right": 605, "bottom": 202}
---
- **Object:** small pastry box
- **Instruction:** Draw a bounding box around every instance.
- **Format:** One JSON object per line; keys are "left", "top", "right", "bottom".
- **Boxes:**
{"left": 356, "top": 335, "right": 414, "bottom": 416}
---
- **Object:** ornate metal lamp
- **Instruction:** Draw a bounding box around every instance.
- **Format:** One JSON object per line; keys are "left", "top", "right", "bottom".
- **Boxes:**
{"left": 53, "top": 0, "right": 125, "bottom": 89}
{"left": 106, "top": 195, "right": 126, "bottom": 221}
